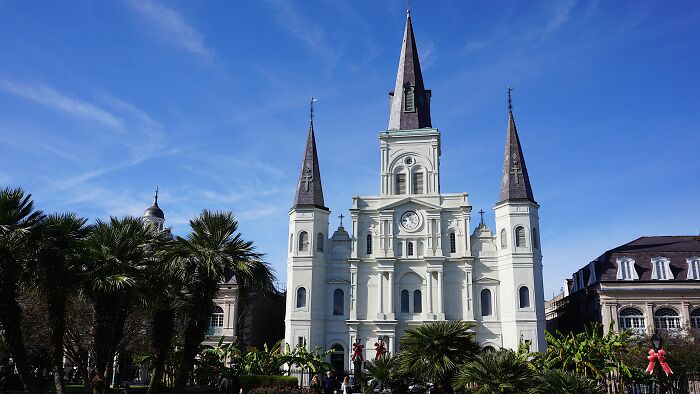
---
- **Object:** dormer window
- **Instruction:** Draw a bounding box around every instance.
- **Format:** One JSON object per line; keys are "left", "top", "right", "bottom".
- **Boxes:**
{"left": 687, "top": 257, "right": 700, "bottom": 280}
{"left": 403, "top": 85, "right": 415, "bottom": 112}
{"left": 651, "top": 257, "right": 672, "bottom": 280}
{"left": 616, "top": 257, "right": 638, "bottom": 280}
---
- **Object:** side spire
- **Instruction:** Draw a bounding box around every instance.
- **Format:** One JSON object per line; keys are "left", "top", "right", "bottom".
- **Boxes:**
{"left": 293, "top": 98, "right": 327, "bottom": 211}
{"left": 388, "top": 11, "right": 432, "bottom": 130}
{"left": 499, "top": 88, "right": 536, "bottom": 204}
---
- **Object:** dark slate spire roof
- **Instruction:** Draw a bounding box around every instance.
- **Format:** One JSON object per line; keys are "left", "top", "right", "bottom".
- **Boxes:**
{"left": 498, "top": 105, "right": 536, "bottom": 204}
{"left": 388, "top": 10, "right": 432, "bottom": 130}
{"left": 293, "top": 120, "right": 328, "bottom": 211}
{"left": 143, "top": 187, "right": 165, "bottom": 219}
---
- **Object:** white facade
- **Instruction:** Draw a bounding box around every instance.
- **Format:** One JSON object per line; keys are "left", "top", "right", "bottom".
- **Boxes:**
{"left": 284, "top": 12, "right": 546, "bottom": 371}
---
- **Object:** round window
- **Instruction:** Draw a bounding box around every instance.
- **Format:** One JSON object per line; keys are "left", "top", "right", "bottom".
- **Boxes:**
{"left": 404, "top": 156, "right": 414, "bottom": 165}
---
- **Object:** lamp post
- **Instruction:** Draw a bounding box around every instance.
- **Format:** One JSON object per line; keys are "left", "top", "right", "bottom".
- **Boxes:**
{"left": 352, "top": 337, "right": 363, "bottom": 393}
{"left": 650, "top": 331, "right": 667, "bottom": 394}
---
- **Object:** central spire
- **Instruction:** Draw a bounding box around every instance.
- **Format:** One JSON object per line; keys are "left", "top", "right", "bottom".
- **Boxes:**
{"left": 388, "top": 11, "right": 432, "bottom": 130}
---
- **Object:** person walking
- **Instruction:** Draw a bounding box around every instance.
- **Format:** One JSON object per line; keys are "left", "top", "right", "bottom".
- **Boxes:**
{"left": 91, "top": 371, "right": 106, "bottom": 394}
{"left": 340, "top": 376, "right": 351, "bottom": 394}
{"left": 323, "top": 371, "right": 337, "bottom": 394}
{"left": 310, "top": 374, "right": 322, "bottom": 394}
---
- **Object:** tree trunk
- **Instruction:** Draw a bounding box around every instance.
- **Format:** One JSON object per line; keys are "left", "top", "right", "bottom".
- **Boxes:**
{"left": 93, "top": 295, "right": 128, "bottom": 390}
{"left": 173, "top": 299, "right": 210, "bottom": 394}
{"left": 48, "top": 297, "right": 67, "bottom": 394}
{"left": 148, "top": 307, "right": 175, "bottom": 394}
{"left": 0, "top": 286, "right": 38, "bottom": 394}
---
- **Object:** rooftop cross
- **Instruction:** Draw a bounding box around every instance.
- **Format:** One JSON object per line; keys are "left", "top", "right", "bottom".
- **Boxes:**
{"left": 507, "top": 86, "right": 513, "bottom": 111}
{"left": 338, "top": 213, "right": 345, "bottom": 227}
{"left": 478, "top": 209, "right": 485, "bottom": 224}
{"left": 310, "top": 97, "right": 317, "bottom": 123}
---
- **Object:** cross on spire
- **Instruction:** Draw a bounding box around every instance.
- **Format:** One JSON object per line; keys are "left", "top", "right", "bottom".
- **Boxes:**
{"left": 302, "top": 169, "right": 313, "bottom": 192}
{"left": 338, "top": 213, "right": 345, "bottom": 227}
{"left": 478, "top": 209, "right": 485, "bottom": 224}
{"left": 310, "top": 97, "right": 317, "bottom": 123}
{"left": 507, "top": 86, "right": 513, "bottom": 111}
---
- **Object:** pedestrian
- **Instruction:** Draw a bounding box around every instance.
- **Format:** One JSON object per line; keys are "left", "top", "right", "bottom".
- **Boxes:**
{"left": 341, "top": 375, "right": 351, "bottom": 394}
{"left": 218, "top": 374, "right": 240, "bottom": 394}
{"left": 91, "top": 371, "right": 106, "bottom": 394}
{"left": 323, "top": 371, "right": 337, "bottom": 394}
{"left": 310, "top": 374, "right": 322, "bottom": 394}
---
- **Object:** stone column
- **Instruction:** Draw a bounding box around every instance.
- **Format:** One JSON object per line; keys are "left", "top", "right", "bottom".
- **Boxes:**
{"left": 388, "top": 271, "right": 394, "bottom": 318}
{"left": 427, "top": 271, "right": 434, "bottom": 315}
{"left": 350, "top": 269, "right": 358, "bottom": 320}
{"left": 377, "top": 272, "right": 384, "bottom": 319}
{"left": 389, "top": 335, "right": 396, "bottom": 355}
{"left": 437, "top": 270, "right": 444, "bottom": 315}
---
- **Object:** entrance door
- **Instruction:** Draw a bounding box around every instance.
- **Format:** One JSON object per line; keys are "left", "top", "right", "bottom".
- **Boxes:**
{"left": 329, "top": 344, "right": 344, "bottom": 374}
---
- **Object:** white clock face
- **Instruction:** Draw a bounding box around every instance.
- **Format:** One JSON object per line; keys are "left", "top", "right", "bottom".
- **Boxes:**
{"left": 400, "top": 211, "right": 420, "bottom": 230}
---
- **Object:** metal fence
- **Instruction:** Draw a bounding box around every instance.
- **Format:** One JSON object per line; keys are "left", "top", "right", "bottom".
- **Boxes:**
{"left": 286, "top": 368, "right": 355, "bottom": 389}
{"left": 602, "top": 373, "right": 700, "bottom": 394}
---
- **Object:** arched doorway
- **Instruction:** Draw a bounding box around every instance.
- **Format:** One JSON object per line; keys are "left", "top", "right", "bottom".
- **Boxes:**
{"left": 330, "top": 344, "right": 345, "bottom": 374}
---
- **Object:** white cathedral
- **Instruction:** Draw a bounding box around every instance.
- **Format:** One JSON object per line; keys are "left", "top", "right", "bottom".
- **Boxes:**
{"left": 284, "top": 11, "right": 546, "bottom": 370}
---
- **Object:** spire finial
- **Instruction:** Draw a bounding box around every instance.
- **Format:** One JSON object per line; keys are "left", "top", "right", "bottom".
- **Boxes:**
{"left": 154, "top": 186, "right": 159, "bottom": 205}
{"left": 310, "top": 97, "right": 317, "bottom": 123}
{"left": 507, "top": 86, "right": 513, "bottom": 112}
{"left": 407, "top": 0, "right": 410, "bottom": 16}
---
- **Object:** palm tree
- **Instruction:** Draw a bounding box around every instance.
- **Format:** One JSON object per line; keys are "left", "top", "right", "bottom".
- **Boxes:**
{"left": 0, "top": 187, "right": 45, "bottom": 394}
{"left": 84, "top": 216, "right": 166, "bottom": 387}
{"left": 398, "top": 320, "right": 480, "bottom": 393}
{"left": 167, "top": 210, "right": 273, "bottom": 394}
{"left": 539, "top": 369, "right": 603, "bottom": 394}
{"left": 364, "top": 354, "right": 407, "bottom": 393}
{"left": 453, "top": 350, "right": 540, "bottom": 394}
{"left": 28, "top": 213, "right": 89, "bottom": 394}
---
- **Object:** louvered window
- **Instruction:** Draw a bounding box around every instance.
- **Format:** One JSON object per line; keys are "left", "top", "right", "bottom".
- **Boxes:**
{"left": 413, "top": 172, "right": 423, "bottom": 194}
{"left": 515, "top": 226, "right": 526, "bottom": 247}
{"left": 404, "top": 86, "right": 415, "bottom": 112}
{"left": 395, "top": 174, "right": 406, "bottom": 195}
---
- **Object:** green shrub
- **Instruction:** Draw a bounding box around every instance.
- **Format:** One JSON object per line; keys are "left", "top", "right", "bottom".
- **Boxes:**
{"left": 240, "top": 375, "right": 298, "bottom": 391}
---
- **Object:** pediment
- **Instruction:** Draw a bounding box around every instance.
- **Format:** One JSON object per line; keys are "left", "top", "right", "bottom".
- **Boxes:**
{"left": 474, "top": 277, "right": 500, "bottom": 285}
{"left": 379, "top": 196, "right": 443, "bottom": 211}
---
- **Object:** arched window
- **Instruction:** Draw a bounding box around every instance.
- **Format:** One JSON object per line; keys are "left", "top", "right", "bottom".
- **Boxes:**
{"left": 413, "top": 290, "right": 422, "bottom": 313}
{"left": 317, "top": 233, "right": 324, "bottom": 252}
{"left": 395, "top": 173, "right": 406, "bottom": 195}
{"left": 296, "top": 287, "right": 307, "bottom": 308}
{"left": 619, "top": 307, "right": 645, "bottom": 332}
{"left": 289, "top": 234, "right": 293, "bottom": 252}
{"left": 407, "top": 241, "right": 414, "bottom": 256}
{"left": 481, "top": 289, "right": 492, "bottom": 317}
{"left": 654, "top": 308, "right": 680, "bottom": 330}
{"left": 333, "top": 289, "right": 344, "bottom": 316}
{"left": 518, "top": 286, "right": 530, "bottom": 308}
{"left": 691, "top": 308, "right": 700, "bottom": 328}
{"left": 366, "top": 234, "right": 373, "bottom": 255}
{"left": 298, "top": 231, "right": 309, "bottom": 252}
{"left": 532, "top": 228, "right": 539, "bottom": 249}
{"left": 330, "top": 344, "right": 345, "bottom": 374}
{"left": 208, "top": 305, "right": 224, "bottom": 335}
{"left": 412, "top": 171, "right": 423, "bottom": 194}
{"left": 515, "top": 226, "right": 526, "bottom": 247}
{"left": 449, "top": 232, "right": 456, "bottom": 254}
{"left": 500, "top": 229, "right": 507, "bottom": 249}
{"left": 400, "top": 290, "right": 409, "bottom": 313}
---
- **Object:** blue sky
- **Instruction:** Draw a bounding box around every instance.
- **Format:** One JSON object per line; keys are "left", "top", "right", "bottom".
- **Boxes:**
{"left": 1, "top": 1, "right": 699, "bottom": 298}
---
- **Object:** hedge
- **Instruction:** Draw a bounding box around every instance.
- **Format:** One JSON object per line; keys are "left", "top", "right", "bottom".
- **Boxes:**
{"left": 240, "top": 375, "right": 298, "bottom": 390}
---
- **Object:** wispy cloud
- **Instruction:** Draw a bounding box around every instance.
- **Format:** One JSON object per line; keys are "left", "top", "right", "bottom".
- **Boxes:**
{"left": 262, "top": 0, "right": 339, "bottom": 65}
{"left": 0, "top": 172, "right": 10, "bottom": 185}
{"left": 545, "top": 0, "right": 576, "bottom": 32}
{"left": 0, "top": 80, "right": 123, "bottom": 130}
{"left": 124, "top": 0, "right": 212, "bottom": 61}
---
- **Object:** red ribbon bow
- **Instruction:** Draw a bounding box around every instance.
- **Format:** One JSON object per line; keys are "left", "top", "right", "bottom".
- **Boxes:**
{"left": 646, "top": 348, "right": 673, "bottom": 376}
{"left": 351, "top": 343, "right": 364, "bottom": 362}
